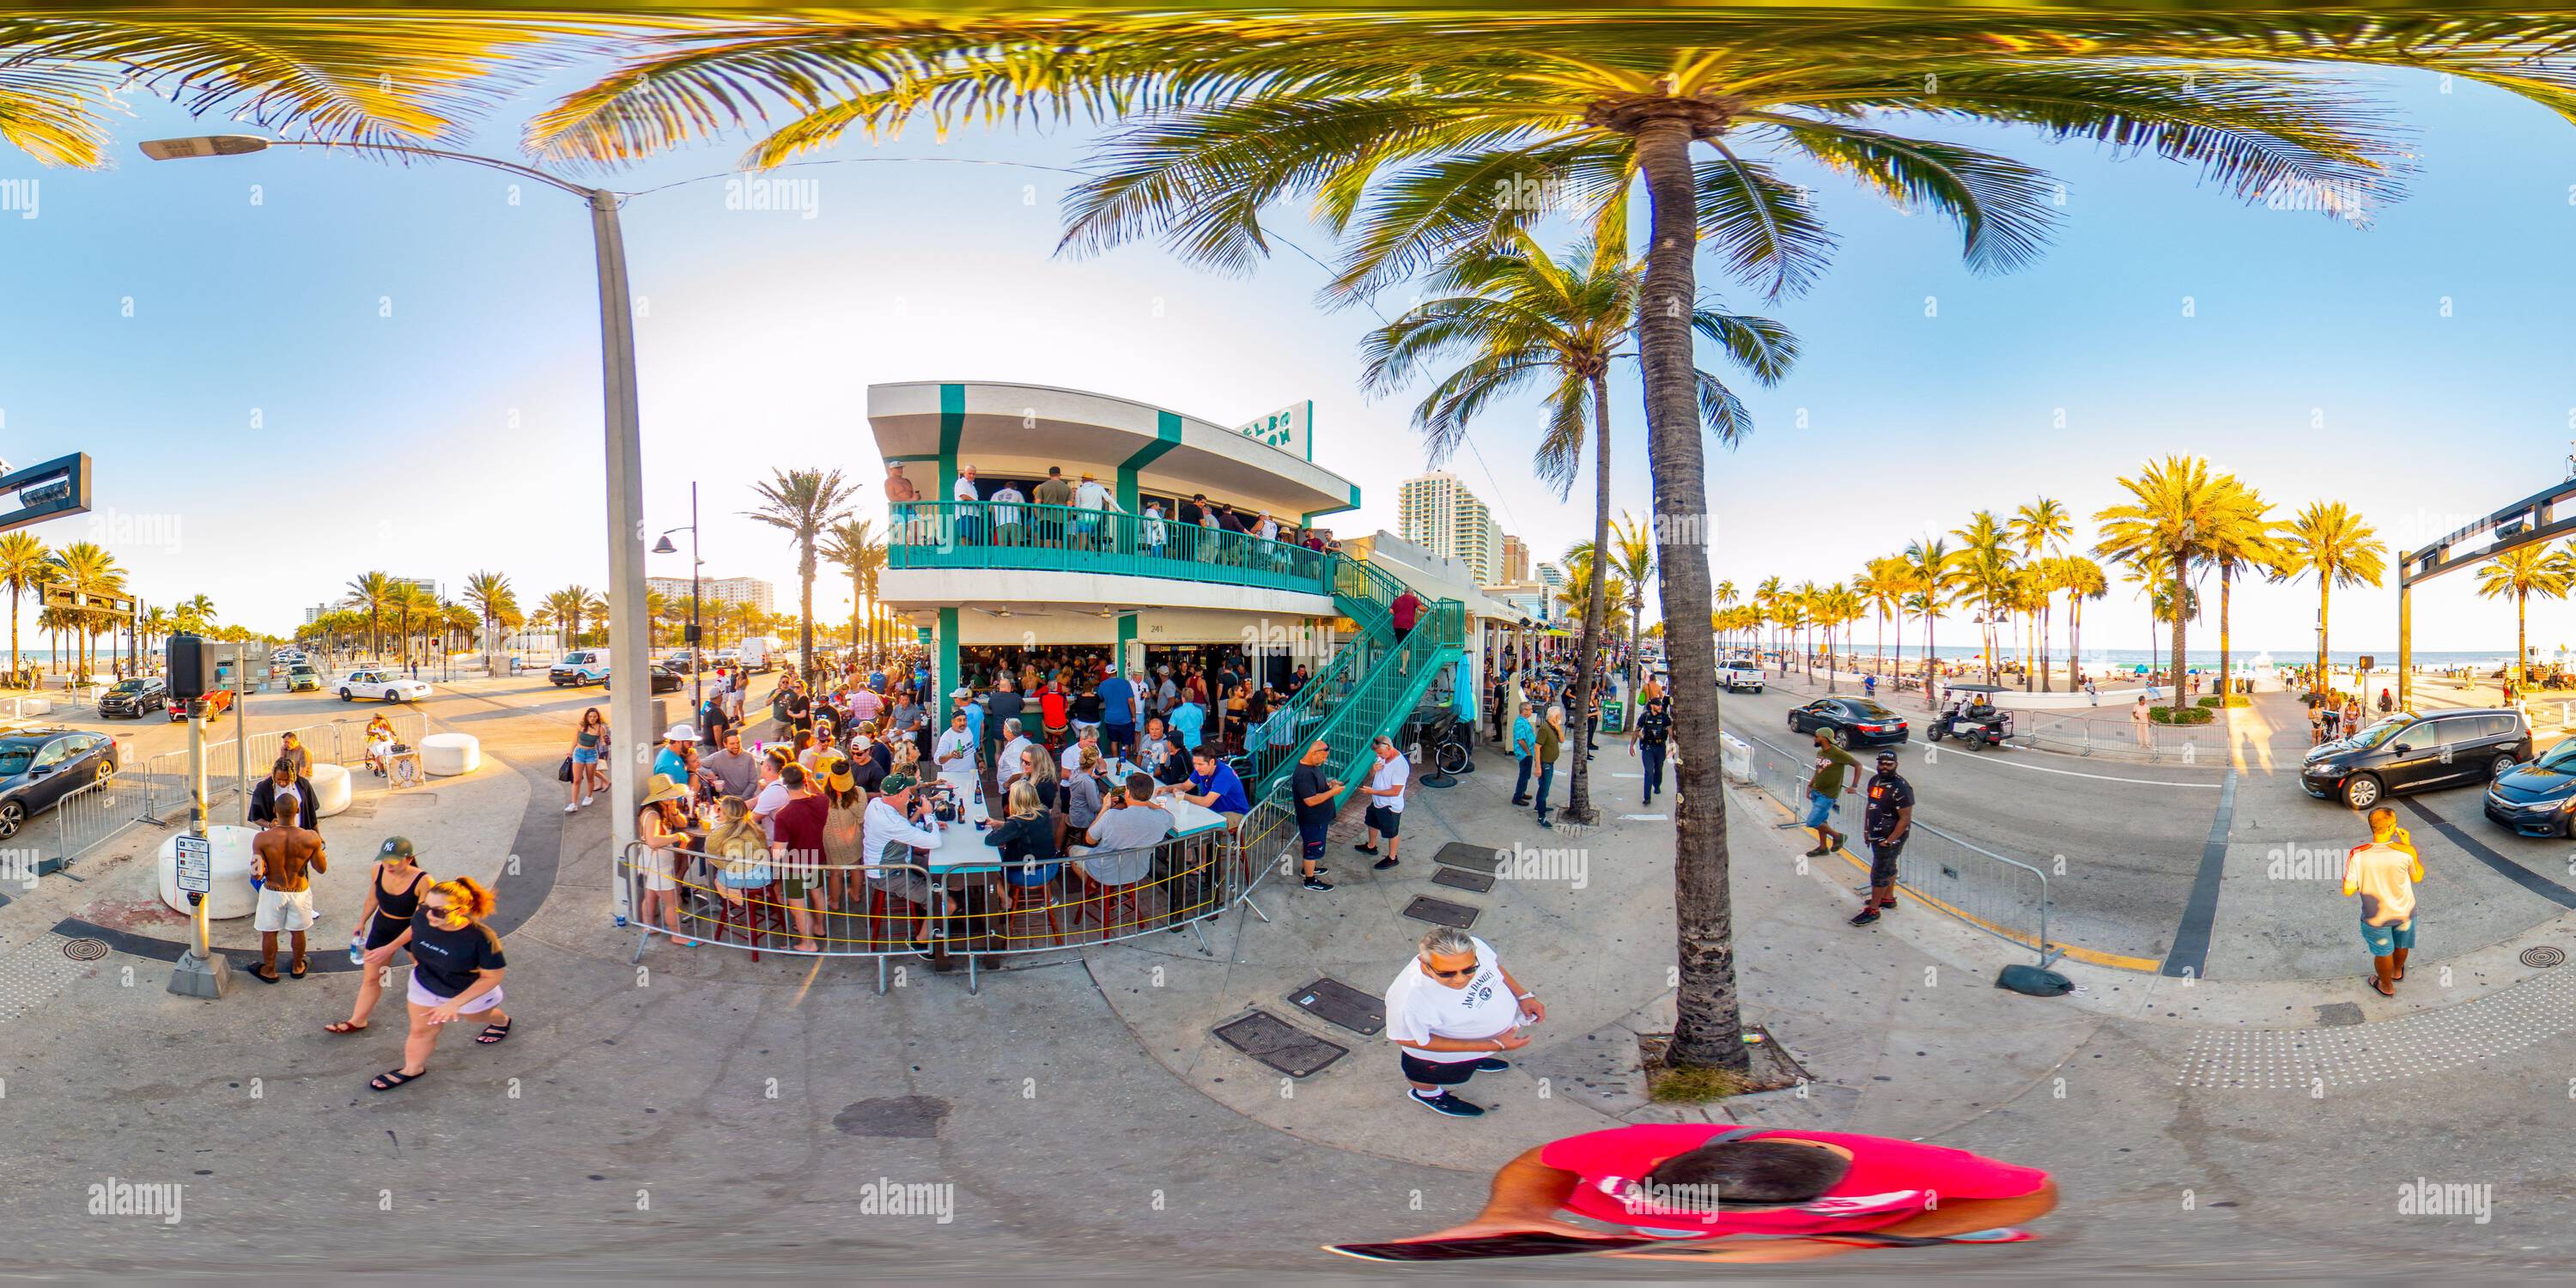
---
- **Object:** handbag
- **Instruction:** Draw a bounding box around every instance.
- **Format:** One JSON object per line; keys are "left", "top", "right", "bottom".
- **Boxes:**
{"left": 558, "top": 756, "right": 575, "bottom": 783}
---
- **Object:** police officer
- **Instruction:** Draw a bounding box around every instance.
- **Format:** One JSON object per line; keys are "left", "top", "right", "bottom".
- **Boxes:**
{"left": 1626, "top": 684, "right": 1673, "bottom": 806}
{"left": 1850, "top": 750, "right": 1913, "bottom": 927}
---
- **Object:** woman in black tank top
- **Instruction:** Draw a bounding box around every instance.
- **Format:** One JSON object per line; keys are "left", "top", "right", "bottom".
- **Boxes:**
{"left": 325, "top": 838, "right": 429, "bottom": 1036}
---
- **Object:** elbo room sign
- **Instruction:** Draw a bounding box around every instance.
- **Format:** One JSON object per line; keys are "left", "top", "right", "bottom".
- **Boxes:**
{"left": 1234, "top": 401, "right": 1312, "bottom": 459}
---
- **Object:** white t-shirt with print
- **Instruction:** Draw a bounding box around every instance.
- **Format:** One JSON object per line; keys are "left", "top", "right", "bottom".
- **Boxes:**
{"left": 1369, "top": 753, "right": 1411, "bottom": 813}
{"left": 1383, "top": 936, "right": 1519, "bottom": 1064}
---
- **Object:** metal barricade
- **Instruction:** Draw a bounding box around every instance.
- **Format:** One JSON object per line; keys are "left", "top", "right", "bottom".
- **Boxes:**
{"left": 2010, "top": 714, "right": 2216, "bottom": 765}
{"left": 616, "top": 803, "right": 1267, "bottom": 993}
{"left": 39, "top": 775, "right": 142, "bottom": 875}
{"left": 1733, "top": 729, "right": 2057, "bottom": 966}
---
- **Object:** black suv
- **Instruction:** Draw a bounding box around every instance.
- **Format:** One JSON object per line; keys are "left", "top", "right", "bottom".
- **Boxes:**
{"left": 2300, "top": 707, "right": 2531, "bottom": 809}
{"left": 97, "top": 677, "right": 168, "bottom": 719}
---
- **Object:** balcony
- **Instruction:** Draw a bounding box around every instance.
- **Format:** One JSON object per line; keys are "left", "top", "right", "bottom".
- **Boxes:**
{"left": 888, "top": 501, "right": 1334, "bottom": 597}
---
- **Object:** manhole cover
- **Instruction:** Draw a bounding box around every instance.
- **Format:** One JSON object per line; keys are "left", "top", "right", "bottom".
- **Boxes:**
{"left": 1431, "top": 866, "right": 1496, "bottom": 894}
{"left": 62, "top": 938, "right": 108, "bottom": 962}
{"left": 1212, "top": 1010, "right": 1347, "bottom": 1078}
{"left": 831, "top": 1095, "right": 951, "bottom": 1138}
{"left": 1431, "top": 841, "right": 1503, "bottom": 873}
{"left": 2524, "top": 946, "right": 2567, "bottom": 969}
{"left": 1288, "top": 977, "right": 1385, "bottom": 1036}
{"left": 1400, "top": 896, "right": 1480, "bottom": 929}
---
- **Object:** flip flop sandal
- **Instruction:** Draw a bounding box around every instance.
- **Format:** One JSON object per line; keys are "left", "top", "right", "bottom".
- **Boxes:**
{"left": 369, "top": 1068, "right": 428, "bottom": 1091}
{"left": 474, "top": 1020, "right": 513, "bottom": 1046}
{"left": 289, "top": 962, "right": 308, "bottom": 980}
{"left": 251, "top": 967, "right": 283, "bottom": 985}
{"left": 2369, "top": 976, "right": 2397, "bottom": 997}
{"left": 322, "top": 1021, "right": 368, "bottom": 1035}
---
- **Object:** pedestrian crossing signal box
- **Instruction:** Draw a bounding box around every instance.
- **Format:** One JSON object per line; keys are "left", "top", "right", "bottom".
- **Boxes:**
{"left": 167, "top": 635, "right": 218, "bottom": 701}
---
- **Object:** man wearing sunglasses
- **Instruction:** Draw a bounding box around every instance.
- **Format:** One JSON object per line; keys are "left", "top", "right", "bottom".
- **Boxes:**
{"left": 1382, "top": 927, "right": 1545, "bottom": 1118}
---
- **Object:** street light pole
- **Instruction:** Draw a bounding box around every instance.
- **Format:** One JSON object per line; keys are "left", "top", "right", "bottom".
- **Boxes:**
{"left": 141, "top": 133, "right": 653, "bottom": 925}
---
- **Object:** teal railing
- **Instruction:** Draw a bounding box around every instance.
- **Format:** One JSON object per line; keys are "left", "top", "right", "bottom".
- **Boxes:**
{"left": 889, "top": 501, "right": 1333, "bottom": 596}
{"left": 1240, "top": 571, "right": 1467, "bottom": 797}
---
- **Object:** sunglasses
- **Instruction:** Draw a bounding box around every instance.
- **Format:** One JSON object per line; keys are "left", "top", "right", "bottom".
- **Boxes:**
{"left": 1424, "top": 963, "right": 1479, "bottom": 980}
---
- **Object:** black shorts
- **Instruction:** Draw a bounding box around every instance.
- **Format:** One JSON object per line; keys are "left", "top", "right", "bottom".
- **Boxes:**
{"left": 363, "top": 911, "right": 410, "bottom": 951}
{"left": 1867, "top": 839, "right": 1905, "bottom": 886}
{"left": 1399, "top": 1050, "right": 1483, "bottom": 1086}
{"left": 1364, "top": 805, "right": 1402, "bottom": 837}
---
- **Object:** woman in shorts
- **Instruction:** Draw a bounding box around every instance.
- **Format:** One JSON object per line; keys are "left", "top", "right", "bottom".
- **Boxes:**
{"left": 325, "top": 836, "right": 430, "bottom": 1036}
{"left": 364, "top": 876, "right": 512, "bottom": 1091}
{"left": 567, "top": 707, "right": 606, "bottom": 810}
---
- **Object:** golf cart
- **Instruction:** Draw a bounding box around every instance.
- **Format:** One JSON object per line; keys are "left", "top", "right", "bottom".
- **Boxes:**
{"left": 1929, "top": 682, "right": 2014, "bottom": 749}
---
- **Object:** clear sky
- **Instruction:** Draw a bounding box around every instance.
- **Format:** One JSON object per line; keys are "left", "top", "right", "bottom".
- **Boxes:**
{"left": 1, "top": 53, "right": 2571, "bottom": 657}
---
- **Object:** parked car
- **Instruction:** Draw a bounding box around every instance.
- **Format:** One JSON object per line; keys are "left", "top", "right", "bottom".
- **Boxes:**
{"left": 1785, "top": 696, "right": 1911, "bottom": 748}
{"left": 2301, "top": 707, "right": 2530, "bottom": 810}
{"left": 340, "top": 668, "right": 434, "bottom": 703}
{"left": 285, "top": 665, "right": 322, "bottom": 693}
{"left": 169, "top": 686, "right": 234, "bottom": 722}
{"left": 97, "top": 677, "right": 168, "bottom": 719}
{"left": 607, "top": 662, "right": 684, "bottom": 695}
{"left": 2486, "top": 738, "right": 2576, "bottom": 836}
{"left": 0, "top": 728, "right": 118, "bottom": 839}
{"left": 550, "top": 648, "right": 612, "bottom": 687}
{"left": 1718, "top": 662, "right": 1765, "bottom": 693}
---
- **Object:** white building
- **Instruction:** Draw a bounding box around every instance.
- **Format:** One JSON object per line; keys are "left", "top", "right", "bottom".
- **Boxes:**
{"left": 1397, "top": 472, "right": 1503, "bottom": 585}
{"left": 647, "top": 575, "right": 775, "bottom": 613}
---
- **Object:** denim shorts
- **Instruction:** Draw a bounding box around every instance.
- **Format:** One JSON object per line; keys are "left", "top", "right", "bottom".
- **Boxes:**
{"left": 1803, "top": 791, "right": 1834, "bottom": 828}
{"left": 2360, "top": 917, "right": 2416, "bottom": 957}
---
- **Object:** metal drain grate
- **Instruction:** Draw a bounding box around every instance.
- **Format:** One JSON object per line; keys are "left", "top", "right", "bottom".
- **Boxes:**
{"left": 62, "top": 938, "right": 107, "bottom": 962}
{"left": 2523, "top": 946, "right": 2566, "bottom": 969}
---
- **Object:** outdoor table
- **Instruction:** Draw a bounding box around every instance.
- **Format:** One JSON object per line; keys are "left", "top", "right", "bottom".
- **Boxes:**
{"left": 1154, "top": 795, "right": 1227, "bottom": 837}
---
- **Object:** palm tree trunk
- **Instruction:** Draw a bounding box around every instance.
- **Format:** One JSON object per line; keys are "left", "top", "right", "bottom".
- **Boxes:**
{"left": 2069, "top": 593, "right": 2082, "bottom": 687}
{"left": 2317, "top": 582, "right": 2331, "bottom": 702}
{"left": 2516, "top": 589, "right": 2528, "bottom": 702}
{"left": 1564, "top": 374, "right": 1613, "bottom": 827}
{"left": 2169, "top": 562, "right": 2189, "bottom": 716}
{"left": 1923, "top": 613, "right": 1938, "bottom": 711}
{"left": 2218, "top": 563, "right": 2233, "bottom": 707}
{"left": 1634, "top": 116, "right": 1744, "bottom": 1073}
{"left": 799, "top": 541, "right": 818, "bottom": 683}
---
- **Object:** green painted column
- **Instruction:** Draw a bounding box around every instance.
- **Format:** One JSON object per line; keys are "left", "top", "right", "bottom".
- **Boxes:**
{"left": 1116, "top": 611, "right": 1138, "bottom": 674}
{"left": 936, "top": 383, "right": 966, "bottom": 502}
{"left": 937, "top": 607, "right": 961, "bottom": 707}
{"left": 1117, "top": 410, "right": 1185, "bottom": 513}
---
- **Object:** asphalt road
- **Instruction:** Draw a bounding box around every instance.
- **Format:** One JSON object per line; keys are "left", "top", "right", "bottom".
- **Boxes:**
{"left": 1716, "top": 678, "right": 2576, "bottom": 981}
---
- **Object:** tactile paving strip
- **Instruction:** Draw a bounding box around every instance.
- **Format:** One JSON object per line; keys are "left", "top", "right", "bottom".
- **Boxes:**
{"left": 0, "top": 933, "right": 94, "bottom": 1025}
{"left": 2174, "top": 968, "right": 2576, "bottom": 1089}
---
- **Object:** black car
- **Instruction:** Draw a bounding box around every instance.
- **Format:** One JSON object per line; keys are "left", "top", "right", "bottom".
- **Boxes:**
{"left": 97, "top": 677, "right": 168, "bottom": 719}
{"left": 0, "top": 728, "right": 118, "bottom": 838}
{"left": 605, "top": 663, "right": 684, "bottom": 695}
{"left": 2485, "top": 737, "right": 2576, "bottom": 836}
{"left": 1786, "top": 696, "right": 1911, "bottom": 748}
{"left": 2301, "top": 708, "right": 2530, "bottom": 810}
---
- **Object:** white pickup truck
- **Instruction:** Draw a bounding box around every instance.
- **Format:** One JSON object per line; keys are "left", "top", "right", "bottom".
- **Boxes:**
{"left": 1718, "top": 661, "right": 1766, "bottom": 693}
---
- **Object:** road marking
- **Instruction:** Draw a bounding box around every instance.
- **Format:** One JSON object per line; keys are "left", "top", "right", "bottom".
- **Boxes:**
{"left": 1921, "top": 744, "right": 2221, "bottom": 788}
{"left": 2160, "top": 770, "right": 2237, "bottom": 979}
{"left": 2399, "top": 798, "right": 2576, "bottom": 908}
{"left": 1621, "top": 813, "right": 1668, "bottom": 822}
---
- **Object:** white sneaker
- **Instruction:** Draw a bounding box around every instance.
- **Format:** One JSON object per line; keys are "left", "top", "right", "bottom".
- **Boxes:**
{"left": 580, "top": 795, "right": 593, "bottom": 806}
{"left": 565, "top": 802, "right": 579, "bottom": 813}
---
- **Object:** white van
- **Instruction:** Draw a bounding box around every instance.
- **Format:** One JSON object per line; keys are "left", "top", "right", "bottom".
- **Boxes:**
{"left": 550, "top": 648, "right": 611, "bottom": 687}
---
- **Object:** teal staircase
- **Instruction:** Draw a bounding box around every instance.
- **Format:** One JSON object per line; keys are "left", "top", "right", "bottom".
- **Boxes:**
{"left": 1243, "top": 555, "right": 1465, "bottom": 805}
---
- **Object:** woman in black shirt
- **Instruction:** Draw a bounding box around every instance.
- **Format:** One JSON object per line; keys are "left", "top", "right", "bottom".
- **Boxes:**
{"left": 364, "top": 876, "right": 511, "bottom": 1091}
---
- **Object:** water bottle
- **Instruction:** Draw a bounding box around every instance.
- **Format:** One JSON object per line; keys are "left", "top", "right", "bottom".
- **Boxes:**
{"left": 347, "top": 929, "right": 366, "bottom": 966}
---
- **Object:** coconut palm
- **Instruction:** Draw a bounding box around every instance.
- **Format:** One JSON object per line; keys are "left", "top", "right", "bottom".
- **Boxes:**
{"left": 530, "top": 9, "right": 2576, "bottom": 1073}
{"left": 2200, "top": 481, "right": 2280, "bottom": 706}
{"left": 0, "top": 532, "right": 52, "bottom": 685}
{"left": 1364, "top": 234, "right": 1793, "bottom": 823}
{"left": 823, "top": 517, "right": 886, "bottom": 658}
{"left": 386, "top": 583, "right": 436, "bottom": 667}
{"left": 2094, "top": 458, "right": 2244, "bottom": 715}
{"left": 463, "top": 570, "right": 513, "bottom": 661}
{"left": 2476, "top": 544, "right": 2573, "bottom": 694}
{"left": 1901, "top": 538, "right": 1959, "bottom": 708}
{"left": 344, "top": 572, "right": 397, "bottom": 659}
{"left": 1856, "top": 557, "right": 1907, "bottom": 679}
{"left": 2058, "top": 556, "right": 2111, "bottom": 684}
{"left": 2008, "top": 498, "right": 2071, "bottom": 690}
{"left": 1601, "top": 513, "right": 1659, "bottom": 696}
{"left": 1951, "top": 512, "right": 2017, "bottom": 683}
{"left": 747, "top": 468, "right": 862, "bottom": 678}
{"left": 2275, "top": 501, "right": 2388, "bottom": 702}
{"left": 48, "top": 542, "right": 122, "bottom": 681}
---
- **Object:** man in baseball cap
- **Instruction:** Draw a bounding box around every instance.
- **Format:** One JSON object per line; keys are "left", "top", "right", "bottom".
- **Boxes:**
{"left": 654, "top": 723, "right": 699, "bottom": 784}
{"left": 1850, "top": 750, "right": 1913, "bottom": 927}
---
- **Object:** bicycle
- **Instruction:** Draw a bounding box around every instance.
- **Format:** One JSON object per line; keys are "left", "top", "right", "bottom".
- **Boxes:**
{"left": 1420, "top": 714, "right": 1473, "bottom": 775}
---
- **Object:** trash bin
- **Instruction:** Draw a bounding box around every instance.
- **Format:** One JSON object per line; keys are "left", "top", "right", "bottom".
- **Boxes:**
{"left": 1600, "top": 697, "right": 1627, "bottom": 734}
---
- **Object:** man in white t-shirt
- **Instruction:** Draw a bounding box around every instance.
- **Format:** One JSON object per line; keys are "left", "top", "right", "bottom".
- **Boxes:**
{"left": 953, "top": 465, "right": 983, "bottom": 544}
{"left": 1357, "top": 734, "right": 1411, "bottom": 871}
{"left": 934, "top": 710, "right": 980, "bottom": 777}
{"left": 996, "top": 720, "right": 1036, "bottom": 793}
{"left": 989, "top": 480, "right": 1025, "bottom": 546}
{"left": 1382, "top": 927, "right": 1546, "bottom": 1118}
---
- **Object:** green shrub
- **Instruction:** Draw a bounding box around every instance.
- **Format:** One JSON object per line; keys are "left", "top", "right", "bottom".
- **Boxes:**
{"left": 2149, "top": 705, "right": 2215, "bottom": 725}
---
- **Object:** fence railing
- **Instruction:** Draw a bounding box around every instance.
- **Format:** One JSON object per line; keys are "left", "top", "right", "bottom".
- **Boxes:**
{"left": 2009, "top": 714, "right": 2222, "bottom": 765}
{"left": 136, "top": 711, "right": 428, "bottom": 824}
{"left": 1733, "top": 729, "right": 2057, "bottom": 967}
{"left": 617, "top": 778, "right": 1294, "bottom": 993}
{"left": 889, "top": 500, "right": 1334, "bottom": 596}
{"left": 39, "top": 775, "right": 140, "bottom": 875}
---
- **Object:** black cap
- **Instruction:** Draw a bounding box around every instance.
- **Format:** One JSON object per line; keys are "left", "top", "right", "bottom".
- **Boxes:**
{"left": 1875, "top": 750, "right": 1900, "bottom": 764}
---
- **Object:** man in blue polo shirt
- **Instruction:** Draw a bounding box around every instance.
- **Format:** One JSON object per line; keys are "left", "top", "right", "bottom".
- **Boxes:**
{"left": 1098, "top": 665, "right": 1138, "bottom": 760}
{"left": 1175, "top": 749, "right": 1251, "bottom": 828}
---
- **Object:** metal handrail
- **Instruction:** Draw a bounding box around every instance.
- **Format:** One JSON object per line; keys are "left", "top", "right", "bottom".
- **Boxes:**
{"left": 887, "top": 500, "right": 1334, "bottom": 595}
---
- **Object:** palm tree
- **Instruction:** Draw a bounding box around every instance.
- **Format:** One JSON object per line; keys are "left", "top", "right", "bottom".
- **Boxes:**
{"left": 1901, "top": 538, "right": 1958, "bottom": 708}
{"left": 386, "top": 583, "right": 435, "bottom": 667}
{"left": 823, "top": 518, "right": 885, "bottom": 658}
{"left": 1854, "top": 557, "right": 1905, "bottom": 680}
{"left": 1952, "top": 511, "right": 2016, "bottom": 683}
{"left": 49, "top": 542, "right": 123, "bottom": 682}
{"left": 747, "top": 468, "right": 862, "bottom": 678}
{"left": 137, "top": 605, "right": 171, "bottom": 674}
{"left": 530, "top": 12, "right": 2576, "bottom": 1075}
{"left": 463, "top": 570, "right": 513, "bottom": 662}
{"left": 2276, "top": 501, "right": 2388, "bottom": 702}
{"left": 1603, "top": 513, "right": 1659, "bottom": 697}
{"left": 2201, "top": 481, "right": 2279, "bottom": 706}
{"left": 1363, "top": 234, "right": 1793, "bottom": 824}
{"left": 0, "top": 532, "right": 52, "bottom": 685}
{"left": 2008, "top": 498, "right": 2071, "bottom": 690}
{"left": 1753, "top": 576, "right": 1786, "bottom": 672}
{"left": 344, "top": 572, "right": 396, "bottom": 659}
{"left": 2476, "top": 544, "right": 2573, "bottom": 696}
{"left": 2094, "top": 458, "right": 2240, "bottom": 716}
{"left": 2059, "top": 556, "right": 2110, "bottom": 684}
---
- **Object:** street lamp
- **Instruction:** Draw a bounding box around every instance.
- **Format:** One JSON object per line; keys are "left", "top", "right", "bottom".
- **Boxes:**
{"left": 143, "top": 133, "right": 653, "bottom": 927}
{"left": 653, "top": 481, "right": 702, "bottom": 726}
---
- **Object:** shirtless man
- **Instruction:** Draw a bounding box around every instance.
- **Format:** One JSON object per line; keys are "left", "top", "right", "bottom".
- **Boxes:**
{"left": 249, "top": 794, "right": 329, "bottom": 981}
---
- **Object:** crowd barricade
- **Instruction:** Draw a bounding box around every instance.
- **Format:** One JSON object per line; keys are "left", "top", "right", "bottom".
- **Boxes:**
{"left": 616, "top": 784, "right": 1290, "bottom": 993}
{"left": 1734, "top": 729, "right": 2058, "bottom": 967}
{"left": 136, "top": 711, "right": 431, "bottom": 823}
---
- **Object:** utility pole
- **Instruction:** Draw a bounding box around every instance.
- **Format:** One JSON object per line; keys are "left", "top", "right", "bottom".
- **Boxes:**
{"left": 167, "top": 633, "right": 231, "bottom": 998}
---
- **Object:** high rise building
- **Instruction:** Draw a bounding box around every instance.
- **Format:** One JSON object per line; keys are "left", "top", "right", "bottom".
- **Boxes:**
{"left": 647, "top": 575, "right": 776, "bottom": 613}
{"left": 1498, "top": 534, "right": 1529, "bottom": 586}
{"left": 1536, "top": 561, "right": 1566, "bottom": 591}
{"left": 1397, "top": 472, "right": 1503, "bottom": 585}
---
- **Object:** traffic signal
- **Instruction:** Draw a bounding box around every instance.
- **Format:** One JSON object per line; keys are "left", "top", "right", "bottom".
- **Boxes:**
{"left": 167, "top": 634, "right": 216, "bottom": 700}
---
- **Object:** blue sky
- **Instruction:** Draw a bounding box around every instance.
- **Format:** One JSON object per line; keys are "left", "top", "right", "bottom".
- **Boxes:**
{"left": 1, "top": 54, "right": 2571, "bottom": 657}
